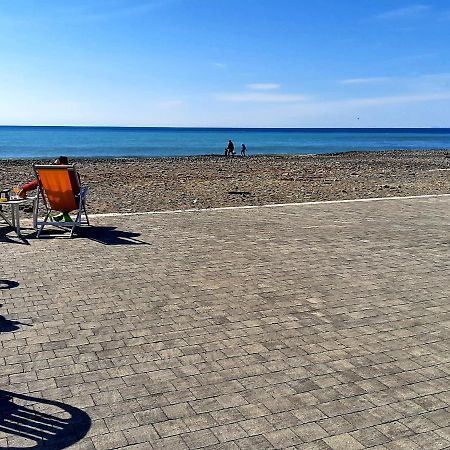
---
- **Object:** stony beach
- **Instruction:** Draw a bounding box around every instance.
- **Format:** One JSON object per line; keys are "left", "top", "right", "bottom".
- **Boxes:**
{"left": 1, "top": 150, "right": 450, "bottom": 214}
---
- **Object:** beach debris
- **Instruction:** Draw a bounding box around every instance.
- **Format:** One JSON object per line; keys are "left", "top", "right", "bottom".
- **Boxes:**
{"left": 228, "top": 191, "right": 251, "bottom": 196}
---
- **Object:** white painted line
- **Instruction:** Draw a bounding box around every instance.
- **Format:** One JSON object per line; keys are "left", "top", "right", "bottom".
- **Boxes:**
{"left": 89, "top": 193, "right": 450, "bottom": 218}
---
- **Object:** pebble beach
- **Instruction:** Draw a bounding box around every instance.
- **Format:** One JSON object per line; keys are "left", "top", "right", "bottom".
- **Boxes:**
{"left": 1, "top": 150, "right": 450, "bottom": 214}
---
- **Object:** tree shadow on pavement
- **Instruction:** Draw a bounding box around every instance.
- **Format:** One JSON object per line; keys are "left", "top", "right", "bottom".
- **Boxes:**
{"left": 0, "top": 390, "right": 91, "bottom": 449}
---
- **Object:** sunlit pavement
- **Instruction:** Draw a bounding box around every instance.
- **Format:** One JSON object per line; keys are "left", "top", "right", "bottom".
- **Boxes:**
{"left": 1, "top": 196, "right": 449, "bottom": 449}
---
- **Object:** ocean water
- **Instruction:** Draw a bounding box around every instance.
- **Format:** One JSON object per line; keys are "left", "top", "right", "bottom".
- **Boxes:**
{"left": 0, "top": 127, "right": 449, "bottom": 159}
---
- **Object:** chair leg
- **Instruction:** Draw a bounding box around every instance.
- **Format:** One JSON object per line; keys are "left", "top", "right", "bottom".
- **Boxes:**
{"left": 72, "top": 209, "right": 83, "bottom": 238}
{"left": 69, "top": 224, "right": 76, "bottom": 239}
{"left": 32, "top": 197, "right": 38, "bottom": 229}
{"left": 83, "top": 203, "right": 90, "bottom": 225}
{"left": 37, "top": 210, "right": 51, "bottom": 238}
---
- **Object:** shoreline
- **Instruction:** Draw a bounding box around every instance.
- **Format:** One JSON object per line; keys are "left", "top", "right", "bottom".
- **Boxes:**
{"left": 1, "top": 149, "right": 450, "bottom": 215}
{"left": 1, "top": 147, "right": 450, "bottom": 161}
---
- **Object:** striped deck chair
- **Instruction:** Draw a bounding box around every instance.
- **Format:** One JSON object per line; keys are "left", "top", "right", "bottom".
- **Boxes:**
{"left": 33, "top": 164, "right": 89, "bottom": 238}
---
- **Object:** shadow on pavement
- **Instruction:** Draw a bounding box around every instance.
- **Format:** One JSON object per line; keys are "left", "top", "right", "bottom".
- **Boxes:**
{"left": 0, "top": 390, "right": 91, "bottom": 449}
{"left": 0, "top": 316, "right": 24, "bottom": 333}
{"left": 1, "top": 222, "right": 147, "bottom": 245}
{"left": 0, "top": 304, "right": 32, "bottom": 333}
{"left": 80, "top": 225, "right": 150, "bottom": 245}
{"left": 0, "top": 226, "right": 30, "bottom": 245}
{"left": 0, "top": 280, "right": 19, "bottom": 290}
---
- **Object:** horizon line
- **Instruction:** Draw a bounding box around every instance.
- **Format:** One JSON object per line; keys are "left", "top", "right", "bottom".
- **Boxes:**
{"left": 0, "top": 125, "right": 449, "bottom": 130}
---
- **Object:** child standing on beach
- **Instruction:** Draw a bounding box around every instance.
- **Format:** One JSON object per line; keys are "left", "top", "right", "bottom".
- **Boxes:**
{"left": 241, "top": 144, "right": 247, "bottom": 157}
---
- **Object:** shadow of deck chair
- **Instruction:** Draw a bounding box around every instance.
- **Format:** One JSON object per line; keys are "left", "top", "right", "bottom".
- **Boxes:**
{"left": 33, "top": 164, "right": 89, "bottom": 238}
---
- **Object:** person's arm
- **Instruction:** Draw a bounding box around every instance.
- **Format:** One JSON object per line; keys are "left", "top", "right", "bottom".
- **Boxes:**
{"left": 19, "top": 180, "right": 39, "bottom": 198}
{"left": 22, "top": 180, "right": 38, "bottom": 191}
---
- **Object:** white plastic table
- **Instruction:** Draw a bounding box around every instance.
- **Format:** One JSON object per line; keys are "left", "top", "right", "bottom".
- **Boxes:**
{"left": 0, "top": 198, "right": 36, "bottom": 238}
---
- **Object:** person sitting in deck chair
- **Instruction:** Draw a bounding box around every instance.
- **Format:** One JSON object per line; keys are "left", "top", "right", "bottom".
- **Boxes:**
{"left": 20, "top": 156, "right": 79, "bottom": 222}
{"left": 33, "top": 162, "right": 89, "bottom": 238}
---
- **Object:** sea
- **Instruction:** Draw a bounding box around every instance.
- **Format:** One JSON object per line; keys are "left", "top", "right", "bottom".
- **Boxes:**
{"left": 0, "top": 126, "right": 449, "bottom": 159}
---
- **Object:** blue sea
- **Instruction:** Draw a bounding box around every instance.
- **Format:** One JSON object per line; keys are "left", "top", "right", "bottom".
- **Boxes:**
{"left": 0, "top": 126, "right": 449, "bottom": 159}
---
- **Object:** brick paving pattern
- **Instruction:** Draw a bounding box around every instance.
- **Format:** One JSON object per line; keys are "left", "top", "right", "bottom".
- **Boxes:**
{"left": 1, "top": 196, "right": 450, "bottom": 449}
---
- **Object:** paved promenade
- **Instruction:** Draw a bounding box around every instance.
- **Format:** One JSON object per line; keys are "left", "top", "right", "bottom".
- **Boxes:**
{"left": 1, "top": 196, "right": 450, "bottom": 449}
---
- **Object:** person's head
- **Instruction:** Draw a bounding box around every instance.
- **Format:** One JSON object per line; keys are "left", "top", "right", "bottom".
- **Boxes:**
{"left": 53, "top": 156, "right": 69, "bottom": 165}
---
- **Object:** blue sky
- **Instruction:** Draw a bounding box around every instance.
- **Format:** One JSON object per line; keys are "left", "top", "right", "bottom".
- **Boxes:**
{"left": 1, "top": 0, "right": 450, "bottom": 127}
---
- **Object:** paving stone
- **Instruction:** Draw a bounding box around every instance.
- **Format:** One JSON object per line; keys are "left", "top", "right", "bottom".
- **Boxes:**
{"left": 382, "top": 437, "right": 421, "bottom": 449}
{"left": 239, "top": 417, "right": 275, "bottom": 436}
{"left": 181, "top": 428, "right": 219, "bottom": 448}
{"left": 264, "top": 428, "right": 304, "bottom": 448}
{"left": 152, "top": 435, "right": 189, "bottom": 449}
{"left": 295, "top": 441, "right": 333, "bottom": 450}
{"left": 350, "top": 427, "right": 390, "bottom": 447}
{"left": 124, "top": 424, "right": 160, "bottom": 445}
{"left": 203, "top": 442, "right": 240, "bottom": 450}
{"left": 434, "top": 426, "right": 450, "bottom": 441}
{"left": 104, "top": 413, "right": 139, "bottom": 432}
{"left": 237, "top": 403, "right": 271, "bottom": 419}
{"left": 134, "top": 408, "right": 168, "bottom": 425}
{"left": 210, "top": 407, "right": 246, "bottom": 426}
{"left": 91, "top": 431, "right": 128, "bottom": 450}
{"left": 376, "top": 421, "right": 414, "bottom": 440}
{"left": 323, "top": 433, "right": 364, "bottom": 450}
{"left": 163, "top": 402, "right": 197, "bottom": 419}
{"left": 409, "top": 431, "right": 450, "bottom": 448}
{"left": 293, "top": 422, "right": 328, "bottom": 442}
{"left": 211, "top": 423, "right": 247, "bottom": 443}
{"left": 184, "top": 413, "right": 218, "bottom": 432}
{"left": 153, "top": 418, "right": 190, "bottom": 437}
{"left": 235, "top": 434, "right": 274, "bottom": 449}
{"left": 319, "top": 416, "right": 354, "bottom": 435}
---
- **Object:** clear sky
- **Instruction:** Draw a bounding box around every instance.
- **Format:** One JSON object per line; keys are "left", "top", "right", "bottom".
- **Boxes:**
{"left": 1, "top": 0, "right": 450, "bottom": 127}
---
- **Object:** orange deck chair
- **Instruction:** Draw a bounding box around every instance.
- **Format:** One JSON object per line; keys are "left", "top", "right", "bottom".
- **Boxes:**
{"left": 33, "top": 164, "right": 89, "bottom": 238}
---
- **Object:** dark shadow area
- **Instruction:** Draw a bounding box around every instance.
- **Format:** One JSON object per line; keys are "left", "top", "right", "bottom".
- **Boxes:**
{"left": 0, "top": 316, "right": 31, "bottom": 333}
{"left": 79, "top": 226, "right": 150, "bottom": 245}
{"left": 32, "top": 228, "right": 71, "bottom": 239}
{"left": 0, "top": 280, "right": 19, "bottom": 290}
{"left": 0, "top": 226, "right": 31, "bottom": 245}
{"left": 0, "top": 305, "right": 31, "bottom": 333}
{"left": 228, "top": 191, "right": 253, "bottom": 196}
{"left": 0, "top": 390, "right": 91, "bottom": 449}
{"left": 1, "top": 222, "right": 148, "bottom": 245}
{"left": 0, "top": 316, "right": 23, "bottom": 333}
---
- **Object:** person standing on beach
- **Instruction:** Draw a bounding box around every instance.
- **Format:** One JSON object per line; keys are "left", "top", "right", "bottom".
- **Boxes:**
{"left": 225, "top": 140, "right": 235, "bottom": 157}
{"left": 241, "top": 143, "right": 247, "bottom": 157}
